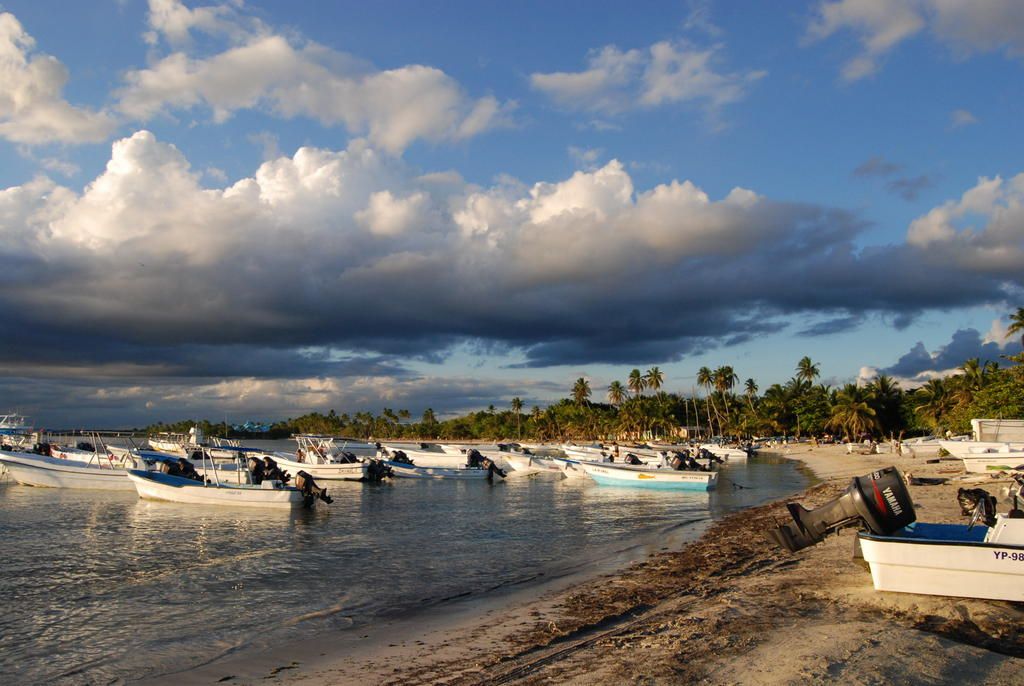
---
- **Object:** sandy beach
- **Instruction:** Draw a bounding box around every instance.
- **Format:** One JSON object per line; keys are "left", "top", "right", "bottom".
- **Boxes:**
{"left": 176, "top": 445, "right": 1024, "bottom": 685}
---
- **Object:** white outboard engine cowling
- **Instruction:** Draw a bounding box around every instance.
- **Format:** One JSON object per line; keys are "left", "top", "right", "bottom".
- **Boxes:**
{"left": 770, "top": 466, "right": 916, "bottom": 553}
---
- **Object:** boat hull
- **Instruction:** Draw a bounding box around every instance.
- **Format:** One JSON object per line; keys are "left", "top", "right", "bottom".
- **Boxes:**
{"left": 580, "top": 462, "right": 717, "bottom": 490}
{"left": 858, "top": 524, "right": 1024, "bottom": 602}
{"left": 270, "top": 454, "right": 368, "bottom": 481}
{"left": 501, "top": 454, "right": 564, "bottom": 479}
{"left": 384, "top": 461, "right": 501, "bottom": 480}
{"left": 128, "top": 470, "right": 306, "bottom": 509}
{"left": 0, "top": 450, "right": 134, "bottom": 490}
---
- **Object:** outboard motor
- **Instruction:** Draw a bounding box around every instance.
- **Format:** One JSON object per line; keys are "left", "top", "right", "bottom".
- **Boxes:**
{"left": 624, "top": 453, "right": 643, "bottom": 466}
{"left": 770, "top": 466, "right": 916, "bottom": 553}
{"left": 364, "top": 458, "right": 393, "bottom": 482}
{"left": 480, "top": 457, "right": 507, "bottom": 482}
{"left": 248, "top": 456, "right": 265, "bottom": 484}
{"left": 466, "top": 448, "right": 485, "bottom": 469}
{"left": 390, "top": 450, "right": 414, "bottom": 465}
{"left": 294, "top": 470, "right": 333, "bottom": 507}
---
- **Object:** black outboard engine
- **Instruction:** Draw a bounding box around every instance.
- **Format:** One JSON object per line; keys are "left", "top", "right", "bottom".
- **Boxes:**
{"left": 624, "top": 453, "right": 643, "bottom": 466}
{"left": 390, "top": 450, "right": 414, "bottom": 465}
{"left": 294, "top": 470, "right": 333, "bottom": 507}
{"left": 364, "top": 459, "right": 393, "bottom": 482}
{"left": 466, "top": 448, "right": 484, "bottom": 469}
{"left": 770, "top": 467, "right": 915, "bottom": 553}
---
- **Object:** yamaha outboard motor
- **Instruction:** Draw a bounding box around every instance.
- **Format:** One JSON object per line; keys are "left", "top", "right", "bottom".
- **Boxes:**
{"left": 770, "top": 466, "right": 915, "bottom": 553}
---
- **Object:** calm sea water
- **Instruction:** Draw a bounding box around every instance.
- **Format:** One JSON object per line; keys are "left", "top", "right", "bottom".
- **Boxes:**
{"left": 0, "top": 448, "right": 807, "bottom": 684}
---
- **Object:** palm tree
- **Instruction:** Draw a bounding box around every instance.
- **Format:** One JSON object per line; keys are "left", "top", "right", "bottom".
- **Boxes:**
{"left": 697, "top": 366, "right": 718, "bottom": 433}
{"left": 914, "top": 379, "right": 955, "bottom": 433}
{"left": 511, "top": 397, "right": 523, "bottom": 439}
{"left": 645, "top": 367, "right": 664, "bottom": 393}
{"left": 628, "top": 369, "right": 646, "bottom": 398}
{"left": 1008, "top": 307, "right": 1024, "bottom": 351}
{"left": 796, "top": 356, "right": 820, "bottom": 385}
{"left": 712, "top": 366, "right": 738, "bottom": 426}
{"left": 607, "top": 381, "right": 626, "bottom": 407}
{"left": 827, "top": 384, "right": 881, "bottom": 440}
{"left": 744, "top": 378, "right": 758, "bottom": 411}
{"left": 572, "top": 377, "right": 591, "bottom": 406}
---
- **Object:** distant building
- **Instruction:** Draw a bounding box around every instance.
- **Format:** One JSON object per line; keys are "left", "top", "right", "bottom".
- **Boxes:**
{"left": 232, "top": 421, "right": 271, "bottom": 433}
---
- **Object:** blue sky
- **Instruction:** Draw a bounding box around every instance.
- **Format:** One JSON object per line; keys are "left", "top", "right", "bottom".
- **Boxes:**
{"left": 1, "top": 0, "right": 1022, "bottom": 426}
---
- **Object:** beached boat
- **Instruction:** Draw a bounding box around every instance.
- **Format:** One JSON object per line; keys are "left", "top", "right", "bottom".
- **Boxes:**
{"left": 579, "top": 461, "right": 717, "bottom": 490}
{"left": 0, "top": 449, "right": 137, "bottom": 490}
{"left": 939, "top": 440, "right": 1024, "bottom": 464}
{"left": 857, "top": 515, "right": 1024, "bottom": 601}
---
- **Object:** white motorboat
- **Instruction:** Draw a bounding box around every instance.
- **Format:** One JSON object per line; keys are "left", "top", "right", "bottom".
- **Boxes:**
{"left": 578, "top": 461, "right": 718, "bottom": 490}
{"left": 857, "top": 514, "right": 1024, "bottom": 601}
{"left": 379, "top": 442, "right": 470, "bottom": 468}
{"left": 0, "top": 449, "right": 136, "bottom": 490}
{"left": 128, "top": 469, "right": 311, "bottom": 509}
{"left": 383, "top": 459, "right": 505, "bottom": 481}
{"left": 500, "top": 453, "right": 565, "bottom": 479}
{"left": 265, "top": 435, "right": 390, "bottom": 481}
{"left": 937, "top": 440, "right": 1024, "bottom": 466}
{"left": 698, "top": 443, "right": 750, "bottom": 461}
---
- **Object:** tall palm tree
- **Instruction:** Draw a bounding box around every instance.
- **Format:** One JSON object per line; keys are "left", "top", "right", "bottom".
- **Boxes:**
{"left": 827, "top": 384, "right": 881, "bottom": 440}
{"left": 796, "top": 356, "right": 820, "bottom": 385}
{"left": 572, "top": 377, "right": 591, "bottom": 406}
{"left": 697, "top": 366, "right": 718, "bottom": 433}
{"left": 645, "top": 367, "right": 664, "bottom": 393}
{"left": 1008, "top": 307, "right": 1024, "bottom": 351}
{"left": 628, "top": 369, "right": 646, "bottom": 397}
{"left": 744, "top": 378, "right": 758, "bottom": 411}
{"left": 511, "top": 397, "right": 523, "bottom": 439}
{"left": 713, "top": 366, "right": 738, "bottom": 425}
{"left": 607, "top": 381, "right": 627, "bottom": 407}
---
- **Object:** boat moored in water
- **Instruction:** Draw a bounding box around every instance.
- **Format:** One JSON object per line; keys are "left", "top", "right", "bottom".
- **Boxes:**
{"left": 579, "top": 461, "right": 718, "bottom": 490}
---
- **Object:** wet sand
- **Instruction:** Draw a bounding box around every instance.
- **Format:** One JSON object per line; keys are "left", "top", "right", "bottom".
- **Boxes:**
{"left": 181, "top": 445, "right": 1024, "bottom": 685}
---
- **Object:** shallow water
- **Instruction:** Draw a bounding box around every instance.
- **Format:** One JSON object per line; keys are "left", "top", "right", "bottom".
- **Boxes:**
{"left": 0, "top": 451, "right": 806, "bottom": 684}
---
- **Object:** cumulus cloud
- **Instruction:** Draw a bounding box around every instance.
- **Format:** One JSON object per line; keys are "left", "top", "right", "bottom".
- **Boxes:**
{"left": 906, "top": 174, "right": 1024, "bottom": 277}
{"left": 0, "top": 12, "right": 116, "bottom": 144}
{"left": 116, "top": 1, "right": 513, "bottom": 153}
{"left": 530, "top": 41, "right": 763, "bottom": 121}
{"left": 807, "top": 0, "right": 1024, "bottom": 80}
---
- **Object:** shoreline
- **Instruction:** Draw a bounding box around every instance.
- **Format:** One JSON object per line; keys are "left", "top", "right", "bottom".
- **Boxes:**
{"left": 164, "top": 446, "right": 1024, "bottom": 684}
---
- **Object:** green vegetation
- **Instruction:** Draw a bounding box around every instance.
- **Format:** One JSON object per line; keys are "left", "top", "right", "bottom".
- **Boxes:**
{"left": 143, "top": 312, "right": 1024, "bottom": 443}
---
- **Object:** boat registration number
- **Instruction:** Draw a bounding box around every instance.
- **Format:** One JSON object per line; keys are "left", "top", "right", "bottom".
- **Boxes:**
{"left": 992, "top": 551, "right": 1024, "bottom": 561}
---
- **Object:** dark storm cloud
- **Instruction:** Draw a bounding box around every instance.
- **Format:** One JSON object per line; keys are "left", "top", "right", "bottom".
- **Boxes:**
{"left": 880, "top": 328, "right": 1007, "bottom": 379}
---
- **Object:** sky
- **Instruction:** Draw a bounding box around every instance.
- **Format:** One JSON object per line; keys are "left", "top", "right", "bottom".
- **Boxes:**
{"left": 1, "top": 0, "right": 1023, "bottom": 427}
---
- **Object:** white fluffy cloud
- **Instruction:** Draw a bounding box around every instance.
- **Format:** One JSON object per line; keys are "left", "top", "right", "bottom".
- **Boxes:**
{"left": 907, "top": 173, "right": 1024, "bottom": 276}
{"left": 807, "top": 0, "right": 1024, "bottom": 81}
{"left": 530, "top": 41, "right": 763, "bottom": 119}
{"left": 0, "top": 13, "right": 116, "bottom": 144}
{"left": 117, "top": 1, "right": 513, "bottom": 153}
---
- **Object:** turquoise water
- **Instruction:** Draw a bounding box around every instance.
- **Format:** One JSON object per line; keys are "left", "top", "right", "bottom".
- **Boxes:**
{"left": 0, "top": 452, "right": 806, "bottom": 684}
